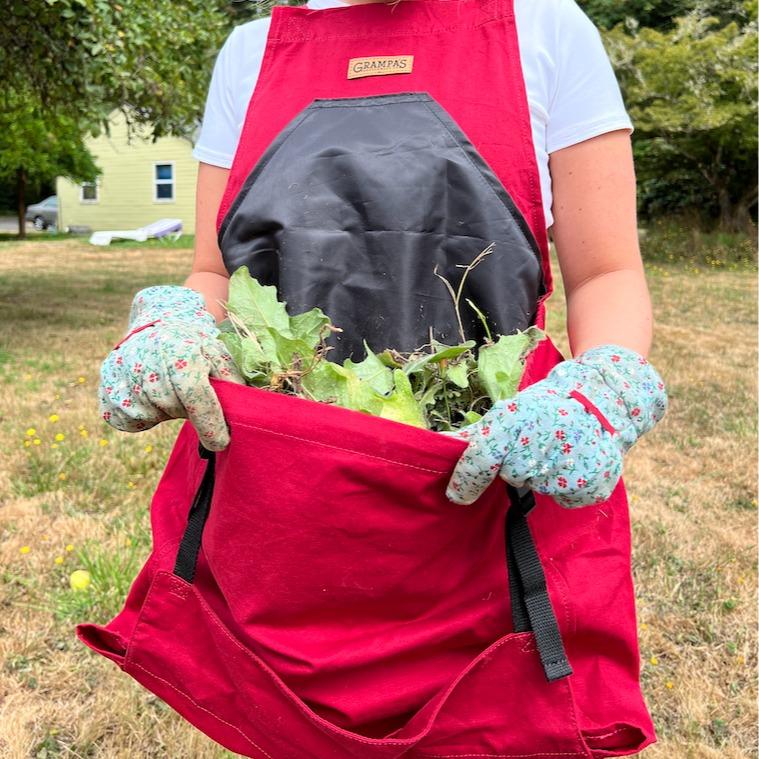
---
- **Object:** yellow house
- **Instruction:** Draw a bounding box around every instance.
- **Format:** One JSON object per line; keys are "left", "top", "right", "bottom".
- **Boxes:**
{"left": 56, "top": 109, "right": 199, "bottom": 235}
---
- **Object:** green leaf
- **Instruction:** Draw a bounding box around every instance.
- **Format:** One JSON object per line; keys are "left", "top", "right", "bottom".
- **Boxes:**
{"left": 376, "top": 370, "right": 427, "bottom": 428}
{"left": 476, "top": 327, "right": 544, "bottom": 402}
{"left": 418, "top": 379, "right": 444, "bottom": 407}
{"left": 219, "top": 332, "right": 269, "bottom": 386}
{"left": 445, "top": 361, "right": 471, "bottom": 389}
{"left": 289, "top": 308, "right": 331, "bottom": 349}
{"left": 465, "top": 298, "right": 492, "bottom": 343}
{"left": 343, "top": 343, "right": 395, "bottom": 394}
{"left": 376, "top": 350, "right": 403, "bottom": 368}
{"left": 226, "top": 266, "right": 293, "bottom": 338}
{"left": 462, "top": 410, "right": 483, "bottom": 425}
{"left": 301, "top": 362, "right": 382, "bottom": 415}
{"left": 266, "top": 330, "right": 317, "bottom": 370}
{"left": 403, "top": 340, "right": 476, "bottom": 376}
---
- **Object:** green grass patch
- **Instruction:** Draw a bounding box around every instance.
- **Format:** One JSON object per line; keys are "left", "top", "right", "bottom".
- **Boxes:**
{"left": 108, "top": 233, "right": 195, "bottom": 250}
{"left": 51, "top": 538, "right": 147, "bottom": 623}
{"left": 641, "top": 214, "right": 758, "bottom": 270}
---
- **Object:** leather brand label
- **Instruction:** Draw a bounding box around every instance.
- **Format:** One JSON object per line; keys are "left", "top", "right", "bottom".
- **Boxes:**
{"left": 347, "top": 55, "right": 414, "bottom": 79}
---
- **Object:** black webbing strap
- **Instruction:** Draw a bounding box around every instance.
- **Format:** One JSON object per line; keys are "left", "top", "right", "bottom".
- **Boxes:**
{"left": 173, "top": 444, "right": 216, "bottom": 583}
{"left": 505, "top": 485, "right": 573, "bottom": 682}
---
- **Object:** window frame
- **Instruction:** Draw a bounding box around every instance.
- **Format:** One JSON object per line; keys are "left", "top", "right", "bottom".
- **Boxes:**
{"left": 79, "top": 180, "right": 99, "bottom": 204}
{"left": 153, "top": 161, "right": 176, "bottom": 203}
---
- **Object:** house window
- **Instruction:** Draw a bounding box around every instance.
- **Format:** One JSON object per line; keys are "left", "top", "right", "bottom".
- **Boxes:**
{"left": 154, "top": 162, "right": 174, "bottom": 202}
{"left": 80, "top": 181, "right": 98, "bottom": 203}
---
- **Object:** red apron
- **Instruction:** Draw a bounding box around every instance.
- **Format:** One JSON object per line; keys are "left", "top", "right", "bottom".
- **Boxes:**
{"left": 77, "top": 1, "right": 656, "bottom": 756}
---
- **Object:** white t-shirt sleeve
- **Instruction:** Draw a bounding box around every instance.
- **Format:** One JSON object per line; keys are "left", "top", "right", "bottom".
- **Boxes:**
{"left": 192, "top": 27, "right": 243, "bottom": 168}
{"left": 545, "top": 0, "right": 634, "bottom": 154}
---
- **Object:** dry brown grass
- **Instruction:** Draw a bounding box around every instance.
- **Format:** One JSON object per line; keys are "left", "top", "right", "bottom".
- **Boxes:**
{"left": 0, "top": 240, "right": 756, "bottom": 758}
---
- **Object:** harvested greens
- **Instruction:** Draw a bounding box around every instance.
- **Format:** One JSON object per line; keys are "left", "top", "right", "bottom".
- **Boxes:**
{"left": 218, "top": 265, "right": 544, "bottom": 431}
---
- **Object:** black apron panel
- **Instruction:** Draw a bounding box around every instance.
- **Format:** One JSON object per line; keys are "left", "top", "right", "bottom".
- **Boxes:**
{"left": 219, "top": 92, "right": 545, "bottom": 363}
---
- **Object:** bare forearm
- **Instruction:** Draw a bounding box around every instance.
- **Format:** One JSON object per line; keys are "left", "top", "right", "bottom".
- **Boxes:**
{"left": 565, "top": 268, "right": 653, "bottom": 358}
{"left": 184, "top": 270, "right": 230, "bottom": 323}
{"left": 186, "top": 163, "right": 233, "bottom": 323}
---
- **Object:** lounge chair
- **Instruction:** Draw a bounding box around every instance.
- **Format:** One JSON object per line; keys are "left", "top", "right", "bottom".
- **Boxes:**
{"left": 89, "top": 218, "right": 183, "bottom": 246}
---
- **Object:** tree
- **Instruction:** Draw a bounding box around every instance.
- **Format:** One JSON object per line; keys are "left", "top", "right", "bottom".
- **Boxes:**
{"left": 604, "top": 3, "right": 758, "bottom": 231}
{"left": 1, "top": 0, "right": 237, "bottom": 235}
{"left": 1, "top": 0, "right": 230, "bottom": 142}
{"left": 581, "top": 0, "right": 752, "bottom": 31}
{"left": 0, "top": 89, "right": 100, "bottom": 238}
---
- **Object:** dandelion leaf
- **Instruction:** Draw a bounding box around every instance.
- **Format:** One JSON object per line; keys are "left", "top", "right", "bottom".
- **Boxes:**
{"left": 477, "top": 327, "right": 544, "bottom": 402}
{"left": 302, "top": 362, "right": 383, "bottom": 416}
{"left": 377, "top": 370, "right": 427, "bottom": 428}
{"left": 343, "top": 343, "right": 395, "bottom": 395}
{"left": 219, "top": 331, "right": 270, "bottom": 386}
{"left": 226, "top": 266, "right": 292, "bottom": 338}
{"left": 404, "top": 340, "right": 476, "bottom": 377}
{"left": 446, "top": 361, "right": 471, "bottom": 389}
{"left": 290, "top": 308, "right": 331, "bottom": 349}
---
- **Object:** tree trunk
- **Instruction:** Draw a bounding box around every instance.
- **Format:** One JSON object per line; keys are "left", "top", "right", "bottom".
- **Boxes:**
{"left": 16, "top": 167, "right": 26, "bottom": 240}
{"left": 718, "top": 183, "right": 758, "bottom": 234}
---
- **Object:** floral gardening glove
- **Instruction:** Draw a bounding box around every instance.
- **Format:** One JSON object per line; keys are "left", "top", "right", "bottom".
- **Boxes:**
{"left": 98, "top": 285, "right": 244, "bottom": 451}
{"left": 445, "top": 344, "right": 668, "bottom": 507}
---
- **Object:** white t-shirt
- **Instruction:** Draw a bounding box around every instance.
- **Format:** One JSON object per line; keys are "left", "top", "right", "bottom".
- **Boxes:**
{"left": 192, "top": 0, "right": 633, "bottom": 229}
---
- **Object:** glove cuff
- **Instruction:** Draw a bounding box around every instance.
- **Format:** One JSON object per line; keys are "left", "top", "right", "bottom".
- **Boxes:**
{"left": 128, "top": 285, "right": 214, "bottom": 329}
{"left": 573, "top": 344, "right": 668, "bottom": 448}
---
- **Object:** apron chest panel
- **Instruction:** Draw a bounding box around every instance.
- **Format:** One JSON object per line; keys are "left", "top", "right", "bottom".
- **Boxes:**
{"left": 219, "top": 92, "right": 545, "bottom": 362}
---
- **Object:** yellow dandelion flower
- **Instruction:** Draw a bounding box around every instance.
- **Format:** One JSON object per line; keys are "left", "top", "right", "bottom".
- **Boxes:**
{"left": 49, "top": 414, "right": 59, "bottom": 423}
{"left": 665, "top": 681, "right": 674, "bottom": 690}
{"left": 54, "top": 394, "right": 61, "bottom": 400}
{"left": 98, "top": 438, "right": 109, "bottom": 447}
{"left": 26, "top": 427, "right": 36, "bottom": 437}
{"left": 54, "top": 556, "right": 64, "bottom": 565}
{"left": 55, "top": 433, "right": 65, "bottom": 442}
{"left": 69, "top": 569, "right": 91, "bottom": 591}
{"left": 58, "top": 473, "right": 68, "bottom": 481}
{"left": 65, "top": 544, "right": 74, "bottom": 552}
{"left": 80, "top": 429, "right": 89, "bottom": 438}
{"left": 51, "top": 443, "right": 59, "bottom": 449}
{"left": 649, "top": 656, "right": 659, "bottom": 666}
{"left": 33, "top": 438, "right": 41, "bottom": 446}
{"left": 78, "top": 423, "right": 86, "bottom": 430}
{"left": 144, "top": 444, "right": 153, "bottom": 453}
{"left": 78, "top": 376, "right": 86, "bottom": 384}
{"left": 23, "top": 440, "right": 31, "bottom": 448}
{"left": 640, "top": 622, "right": 648, "bottom": 631}
{"left": 127, "top": 481, "right": 136, "bottom": 490}
{"left": 19, "top": 545, "right": 31, "bottom": 555}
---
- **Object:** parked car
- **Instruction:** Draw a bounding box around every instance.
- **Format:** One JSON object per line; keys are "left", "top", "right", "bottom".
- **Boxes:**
{"left": 25, "top": 196, "right": 58, "bottom": 230}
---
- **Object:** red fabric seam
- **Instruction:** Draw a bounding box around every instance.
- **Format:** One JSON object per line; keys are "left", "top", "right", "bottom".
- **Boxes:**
{"left": 568, "top": 390, "right": 616, "bottom": 435}
{"left": 113, "top": 319, "right": 161, "bottom": 350}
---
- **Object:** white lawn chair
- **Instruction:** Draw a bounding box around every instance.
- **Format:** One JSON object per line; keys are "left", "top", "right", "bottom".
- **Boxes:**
{"left": 89, "top": 218, "right": 183, "bottom": 246}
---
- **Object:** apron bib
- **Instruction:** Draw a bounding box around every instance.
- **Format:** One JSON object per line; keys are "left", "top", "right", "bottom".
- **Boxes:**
{"left": 77, "top": 1, "right": 656, "bottom": 756}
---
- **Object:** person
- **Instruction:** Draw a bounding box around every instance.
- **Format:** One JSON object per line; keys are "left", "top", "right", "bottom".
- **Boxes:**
{"left": 99, "top": 0, "right": 667, "bottom": 512}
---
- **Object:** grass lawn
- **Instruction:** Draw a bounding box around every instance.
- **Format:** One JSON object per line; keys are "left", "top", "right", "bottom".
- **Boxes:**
{"left": 0, "top": 239, "right": 756, "bottom": 758}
